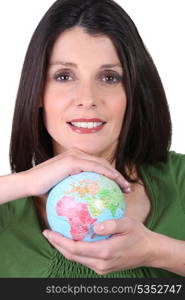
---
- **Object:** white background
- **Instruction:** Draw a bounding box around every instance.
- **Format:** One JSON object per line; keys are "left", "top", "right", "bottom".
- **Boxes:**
{"left": 0, "top": 0, "right": 184, "bottom": 175}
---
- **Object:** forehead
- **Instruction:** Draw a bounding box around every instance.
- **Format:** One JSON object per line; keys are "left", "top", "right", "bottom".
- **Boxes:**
{"left": 49, "top": 26, "right": 120, "bottom": 64}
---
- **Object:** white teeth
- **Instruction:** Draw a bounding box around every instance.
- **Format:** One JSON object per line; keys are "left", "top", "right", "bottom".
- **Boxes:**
{"left": 71, "top": 122, "right": 103, "bottom": 128}
{"left": 87, "top": 122, "right": 94, "bottom": 128}
{"left": 80, "top": 123, "right": 88, "bottom": 128}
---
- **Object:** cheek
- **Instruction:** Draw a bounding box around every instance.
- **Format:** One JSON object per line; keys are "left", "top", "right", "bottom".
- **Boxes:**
{"left": 43, "top": 87, "right": 60, "bottom": 109}
{"left": 114, "top": 105, "right": 126, "bottom": 133}
{"left": 108, "top": 91, "right": 127, "bottom": 124}
{"left": 42, "top": 86, "right": 66, "bottom": 120}
{"left": 43, "top": 100, "right": 58, "bottom": 126}
{"left": 42, "top": 95, "right": 61, "bottom": 131}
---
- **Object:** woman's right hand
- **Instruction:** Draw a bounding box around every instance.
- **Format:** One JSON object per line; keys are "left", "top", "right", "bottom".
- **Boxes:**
{"left": 24, "top": 148, "right": 131, "bottom": 197}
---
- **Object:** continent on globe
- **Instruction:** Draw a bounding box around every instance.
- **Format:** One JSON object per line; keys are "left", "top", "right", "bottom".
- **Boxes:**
{"left": 56, "top": 196, "right": 97, "bottom": 241}
{"left": 46, "top": 171, "right": 125, "bottom": 242}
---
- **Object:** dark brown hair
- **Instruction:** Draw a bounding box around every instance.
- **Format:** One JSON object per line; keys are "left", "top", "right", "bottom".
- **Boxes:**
{"left": 10, "top": 0, "right": 172, "bottom": 182}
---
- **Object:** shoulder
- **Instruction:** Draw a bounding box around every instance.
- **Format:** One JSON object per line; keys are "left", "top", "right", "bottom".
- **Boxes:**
{"left": 0, "top": 202, "right": 10, "bottom": 232}
{"left": 144, "top": 151, "right": 185, "bottom": 196}
{"left": 166, "top": 151, "right": 185, "bottom": 180}
{"left": 167, "top": 151, "right": 185, "bottom": 196}
{"left": 140, "top": 151, "right": 185, "bottom": 213}
{"left": 167, "top": 150, "right": 185, "bottom": 163}
{"left": 143, "top": 150, "right": 185, "bottom": 174}
{"left": 0, "top": 197, "right": 29, "bottom": 232}
{"left": 140, "top": 150, "right": 185, "bottom": 188}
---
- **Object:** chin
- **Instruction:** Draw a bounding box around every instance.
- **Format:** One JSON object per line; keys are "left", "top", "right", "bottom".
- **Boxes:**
{"left": 53, "top": 139, "right": 111, "bottom": 158}
{"left": 71, "top": 144, "right": 106, "bottom": 156}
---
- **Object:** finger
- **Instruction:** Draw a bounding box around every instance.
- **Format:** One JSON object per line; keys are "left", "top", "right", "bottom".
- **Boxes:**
{"left": 71, "top": 158, "right": 131, "bottom": 193}
{"left": 35, "top": 149, "right": 131, "bottom": 193}
{"left": 42, "top": 229, "right": 111, "bottom": 258}
{"left": 75, "top": 151, "right": 132, "bottom": 192}
{"left": 51, "top": 242, "right": 100, "bottom": 270}
{"left": 57, "top": 148, "right": 131, "bottom": 192}
{"left": 50, "top": 240, "right": 114, "bottom": 275}
{"left": 62, "top": 147, "right": 114, "bottom": 169}
{"left": 93, "top": 217, "right": 134, "bottom": 236}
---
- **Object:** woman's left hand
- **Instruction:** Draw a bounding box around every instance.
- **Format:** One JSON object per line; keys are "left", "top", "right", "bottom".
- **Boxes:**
{"left": 42, "top": 217, "right": 156, "bottom": 275}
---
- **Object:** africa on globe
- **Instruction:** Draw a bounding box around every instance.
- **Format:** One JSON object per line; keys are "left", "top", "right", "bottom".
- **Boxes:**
{"left": 46, "top": 171, "right": 125, "bottom": 242}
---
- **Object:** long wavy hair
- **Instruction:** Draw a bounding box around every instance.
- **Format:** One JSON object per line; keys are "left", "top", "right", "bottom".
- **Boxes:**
{"left": 10, "top": 0, "right": 172, "bottom": 182}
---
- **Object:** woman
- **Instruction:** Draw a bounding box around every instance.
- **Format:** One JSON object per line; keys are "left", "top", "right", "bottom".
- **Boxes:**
{"left": 0, "top": 0, "right": 185, "bottom": 277}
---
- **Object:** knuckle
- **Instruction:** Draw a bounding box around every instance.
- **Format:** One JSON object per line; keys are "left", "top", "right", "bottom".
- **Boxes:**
{"left": 124, "top": 216, "right": 134, "bottom": 226}
{"left": 123, "top": 217, "right": 136, "bottom": 230}
{"left": 97, "top": 165, "right": 109, "bottom": 175}
{"left": 90, "top": 161, "right": 100, "bottom": 171}
{"left": 65, "top": 155, "right": 78, "bottom": 167}
{"left": 108, "top": 219, "right": 117, "bottom": 231}
{"left": 71, "top": 167, "right": 82, "bottom": 175}
{"left": 112, "top": 172, "right": 120, "bottom": 178}
{"left": 67, "top": 154, "right": 76, "bottom": 161}
{"left": 64, "top": 155, "right": 83, "bottom": 175}
{"left": 100, "top": 249, "right": 111, "bottom": 260}
{"left": 69, "top": 245, "right": 76, "bottom": 255}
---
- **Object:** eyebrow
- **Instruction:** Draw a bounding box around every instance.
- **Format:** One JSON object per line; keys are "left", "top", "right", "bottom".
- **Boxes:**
{"left": 49, "top": 61, "right": 122, "bottom": 69}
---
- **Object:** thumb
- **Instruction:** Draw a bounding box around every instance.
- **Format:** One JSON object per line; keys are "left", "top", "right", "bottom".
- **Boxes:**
{"left": 93, "top": 217, "right": 133, "bottom": 236}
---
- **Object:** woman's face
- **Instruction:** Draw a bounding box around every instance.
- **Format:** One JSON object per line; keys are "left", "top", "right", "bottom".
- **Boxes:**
{"left": 43, "top": 26, "right": 127, "bottom": 161}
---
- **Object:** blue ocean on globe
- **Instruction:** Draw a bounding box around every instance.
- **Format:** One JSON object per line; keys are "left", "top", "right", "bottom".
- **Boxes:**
{"left": 46, "top": 171, "right": 125, "bottom": 242}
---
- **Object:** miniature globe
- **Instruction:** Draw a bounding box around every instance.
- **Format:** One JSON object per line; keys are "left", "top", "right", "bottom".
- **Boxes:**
{"left": 46, "top": 171, "right": 125, "bottom": 242}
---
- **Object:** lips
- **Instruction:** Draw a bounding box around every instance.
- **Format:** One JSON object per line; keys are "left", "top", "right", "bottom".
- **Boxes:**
{"left": 67, "top": 118, "right": 106, "bottom": 123}
{"left": 66, "top": 118, "right": 107, "bottom": 134}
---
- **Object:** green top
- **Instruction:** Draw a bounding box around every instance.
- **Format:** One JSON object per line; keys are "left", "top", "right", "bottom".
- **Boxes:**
{"left": 0, "top": 151, "right": 185, "bottom": 278}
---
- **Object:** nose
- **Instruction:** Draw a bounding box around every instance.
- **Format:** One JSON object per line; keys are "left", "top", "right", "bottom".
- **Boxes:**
{"left": 74, "top": 81, "right": 97, "bottom": 109}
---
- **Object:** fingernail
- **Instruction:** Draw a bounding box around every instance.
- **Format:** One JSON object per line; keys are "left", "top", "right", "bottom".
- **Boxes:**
{"left": 43, "top": 231, "right": 50, "bottom": 239}
{"left": 94, "top": 223, "right": 105, "bottom": 232}
{"left": 125, "top": 187, "right": 131, "bottom": 193}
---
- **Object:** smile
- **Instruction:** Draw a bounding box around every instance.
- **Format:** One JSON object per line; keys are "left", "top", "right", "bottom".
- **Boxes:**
{"left": 67, "top": 118, "right": 106, "bottom": 134}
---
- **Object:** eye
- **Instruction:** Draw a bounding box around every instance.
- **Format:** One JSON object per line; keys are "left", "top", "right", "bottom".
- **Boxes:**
{"left": 101, "top": 71, "right": 122, "bottom": 84}
{"left": 54, "top": 70, "right": 73, "bottom": 82}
